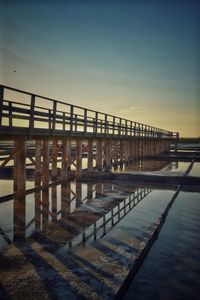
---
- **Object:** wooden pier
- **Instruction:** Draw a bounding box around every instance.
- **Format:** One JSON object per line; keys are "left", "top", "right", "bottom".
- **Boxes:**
{"left": 0, "top": 85, "right": 178, "bottom": 197}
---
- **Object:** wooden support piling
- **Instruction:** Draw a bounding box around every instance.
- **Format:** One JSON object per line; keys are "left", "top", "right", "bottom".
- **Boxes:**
{"left": 96, "top": 140, "right": 103, "bottom": 171}
{"left": 51, "top": 139, "right": 57, "bottom": 181}
{"left": 104, "top": 139, "right": 112, "bottom": 170}
{"left": 61, "top": 139, "right": 71, "bottom": 182}
{"left": 42, "top": 140, "right": 49, "bottom": 189}
{"left": 119, "top": 140, "right": 124, "bottom": 165}
{"left": 113, "top": 140, "right": 118, "bottom": 166}
{"left": 35, "top": 140, "right": 42, "bottom": 186}
{"left": 14, "top": 139, "right": 26, "bottom": 198}
{"left": 87, "top": 139, "right": 93, "bottom": 171}
{"left": 76, "top": 140, "right": 82, "bottom": 180}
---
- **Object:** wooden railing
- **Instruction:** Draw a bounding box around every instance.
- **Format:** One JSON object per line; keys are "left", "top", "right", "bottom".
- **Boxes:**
{"left": 0, "top": 85, "right": 178, "bottom": 139}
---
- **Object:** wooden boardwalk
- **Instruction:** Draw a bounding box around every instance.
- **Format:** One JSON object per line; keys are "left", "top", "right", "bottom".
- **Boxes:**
{"left": 0, "top": 84, "right": 179, "bottom": 197}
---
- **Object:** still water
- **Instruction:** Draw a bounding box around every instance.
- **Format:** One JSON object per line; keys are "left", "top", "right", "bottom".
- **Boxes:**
{"left": 0, "top": 160, "right": 189, "bottom": 197}
{"left": 124, "top": 191, "right": 200, "bottom": 300}
{"left": 0, "top": 159, "right": 199, "bottom": 299}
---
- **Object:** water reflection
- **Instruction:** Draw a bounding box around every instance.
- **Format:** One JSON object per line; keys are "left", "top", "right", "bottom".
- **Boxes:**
{"left": 0, "top": 181, "right": 151, "bottom": 252}
{"left": 114, "top": 159, "right": 172, "bottom": 173}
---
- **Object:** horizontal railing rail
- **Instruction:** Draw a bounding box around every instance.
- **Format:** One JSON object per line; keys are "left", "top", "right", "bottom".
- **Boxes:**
{"left": 0, "top": 84, "right": 178, "bottom": 139}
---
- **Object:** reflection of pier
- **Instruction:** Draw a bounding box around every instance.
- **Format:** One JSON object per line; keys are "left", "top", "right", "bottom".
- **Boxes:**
{"left": 0, "top": 85, "right": 178, "bottom": 199}
{"left": 0, "top": 182, "right": 151, "bottom": 250}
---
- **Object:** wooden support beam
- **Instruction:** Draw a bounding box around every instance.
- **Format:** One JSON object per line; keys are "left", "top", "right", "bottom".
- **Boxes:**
{"left": 51, "top": 139, "right": 57, "bottom": 181}
{"left": 61, "top": 139, "right": 71, "bottom": 182}
{"left": 113, "top": 140, "right": 118, "bottom": 166}
{"left": 35, "top": 140, "right": 42, "bottom": 186}
{"left": 42, "top": 140, "right": 49, "bottom": 189}
{"left": 76, "top": 139, "right": 82, "bottom": 180}
{"left": 119, "top": 140, "right": 124, "bottom": 165}
{"left": 14, "top": 139, "right": 26, "bottom": 198}
{"left": 0, "top": 144, "right": 21, "bottom": 168}
{"left": 96, "top": 140, "right": 103, "bottom": 171}
{"left": 124, "top": 140, "right": 129, "bottom": 163}
{"left": 87, "top": 139, "right": 93, "bottom": 171}
{"left": 104, "top": 139, "right": 112, "bottom": 170}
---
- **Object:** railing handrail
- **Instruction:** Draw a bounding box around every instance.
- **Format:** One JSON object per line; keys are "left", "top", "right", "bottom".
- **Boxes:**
{"left": 0, "top": 84, "right": 178, "bottom": 138}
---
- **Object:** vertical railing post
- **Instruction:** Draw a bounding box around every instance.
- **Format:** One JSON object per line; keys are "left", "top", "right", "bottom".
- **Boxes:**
{"left": 118, "top": 118, "right": 122, "bottom": 136}
{"left": 63, "top": 112, "right": 66, "bottom": 131}
{"left": 84, "top": 109, "right": 87, "bottom": 134}
{"left": 94, "top": 111, "right": 98, "bottom": 135}
{"left": 29, "top": 94, "right": 35, "bottom": 134}
{"left": 70, "top": 105, "right": 74, "bottom": 132}
{"left": 0, "top": 85, "right": 4, "bottom": 127}
{"left": 125, "top": 120, "right": 128, "bottom": 137}
{"left": 104, "top": 114, "right": 107, "bottom": 135}
{"left": 48, "top": 109, "right": 51, "bottom": 130}
{"left": 8, "top": 102, "right": 13, "bottom": 127}
{"left": 52, "top": 100, "right": 57, "bottom": 135}
{"left": 113, "top": 116, "right": 115, "bottom": 135}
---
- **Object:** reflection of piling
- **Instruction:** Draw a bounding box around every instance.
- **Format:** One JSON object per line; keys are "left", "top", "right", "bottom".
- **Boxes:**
{"left": 42, "top": 190, "right": 49, "bottom": 228}
{"left": 61, "top": 182, "right": 71, "bottom": 219}
{"left": 87, "top": 183, "right": 93, "bottom": 201}
{"left": 76, "top": 181, "right": 82, "bottom": 207}
{"left": 13, "top": 196, "right": 26, "bottom": 241}
{"left": 52, "top": 185, "right": 57, "bottom": 222}
{"left": 96, "top": 183, "right": 103, "bottom": 198}
{"left": 35, "top": 190, "right": 41, "bottom": 230}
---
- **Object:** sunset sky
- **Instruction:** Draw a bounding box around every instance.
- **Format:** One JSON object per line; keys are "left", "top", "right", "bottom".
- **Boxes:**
{"left": 0, "top": 0, "right": 199, "bottom": 137}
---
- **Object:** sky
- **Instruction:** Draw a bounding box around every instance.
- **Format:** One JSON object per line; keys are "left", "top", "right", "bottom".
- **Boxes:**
{"left": 0, "top": 0, "right": 199, "bottom": 137}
